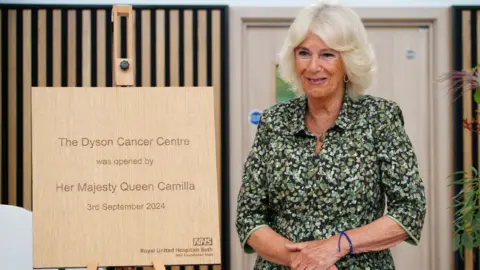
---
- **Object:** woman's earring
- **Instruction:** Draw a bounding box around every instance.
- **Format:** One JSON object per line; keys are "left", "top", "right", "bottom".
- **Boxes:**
{"left": 344, "top": 74, "right": 349, "bottom": 83}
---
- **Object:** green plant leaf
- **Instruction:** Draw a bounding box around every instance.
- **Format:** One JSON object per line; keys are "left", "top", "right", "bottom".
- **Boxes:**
{"left": 450, "top": 179, "right": 467, "bottom": 186}
{"left": 453, "top": 234, "right": 461, "bottom": 251}
{"left": 448, "top": 166, "right": 480, "bottom": 253}
{"left": 472, "top": 166, "right": 479, "bottom": 177}
{"left": 475, "top": 214, "right": 480, "bottom": 229}
{"left": 474, "top": 88, "right": 480, "bottom": 104}
{"left": 463, "top": 232, "right": 474, "bottom": 248}
{"left": 448, "top": 171, "right": 467, "bottom": 178}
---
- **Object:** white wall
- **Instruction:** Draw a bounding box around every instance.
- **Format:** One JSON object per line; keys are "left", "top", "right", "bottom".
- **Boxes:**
{"left": 0, "top": 0, "right": 479, "bottom": 7}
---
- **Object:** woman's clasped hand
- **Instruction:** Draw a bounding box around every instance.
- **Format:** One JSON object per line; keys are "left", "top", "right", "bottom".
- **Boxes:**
{"left": 286, "top": 238, "right": 344, "bottom": 270}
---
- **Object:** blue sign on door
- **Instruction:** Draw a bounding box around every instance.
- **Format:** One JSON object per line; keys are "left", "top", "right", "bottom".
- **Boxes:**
{"left": 249, "top": 111, "right": 262, "bottom": 125}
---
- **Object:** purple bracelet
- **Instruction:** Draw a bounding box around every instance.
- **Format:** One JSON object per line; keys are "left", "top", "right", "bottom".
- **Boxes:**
{"left": 338, "top": 231, "right": 354, "bottom": 255}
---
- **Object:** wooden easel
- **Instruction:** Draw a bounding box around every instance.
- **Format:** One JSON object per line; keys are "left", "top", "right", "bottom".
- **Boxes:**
{"left": 85, "top": 5, "right": 164, "bottom": 270}
{"left": 85, "top": 261, "right": 166, "bottom": 270}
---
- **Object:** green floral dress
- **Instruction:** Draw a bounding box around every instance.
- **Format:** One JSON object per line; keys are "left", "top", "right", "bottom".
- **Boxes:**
{"left": 235, "top": 93, "right": 426, "bottom": 269}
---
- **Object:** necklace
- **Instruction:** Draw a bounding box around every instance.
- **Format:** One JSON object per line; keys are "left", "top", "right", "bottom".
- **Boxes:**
{"left": 306, "top": 113, "right": 329, "bottom": 143}
{"left": 317, "top": 132, "right": 327, "bottom": 143}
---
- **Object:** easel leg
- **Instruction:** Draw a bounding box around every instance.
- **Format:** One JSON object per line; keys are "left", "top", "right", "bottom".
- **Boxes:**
{"left": 152, "top": 260, "right": 166, "bottom": 270}
{"left": 87, "top": 262, "right": 99, "bottom": 270}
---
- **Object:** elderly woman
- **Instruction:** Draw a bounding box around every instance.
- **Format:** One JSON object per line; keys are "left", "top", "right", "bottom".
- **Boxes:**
{"left": 235, "top": 1, "right": 427, "bottom": 270}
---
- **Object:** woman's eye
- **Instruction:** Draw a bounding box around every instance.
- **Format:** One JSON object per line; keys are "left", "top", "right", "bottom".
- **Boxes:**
{"left": 322, "top": 52, "right": 335, "bottom": 57}
{"left": 298, "top": 50, "right": 310, "bottom": 56}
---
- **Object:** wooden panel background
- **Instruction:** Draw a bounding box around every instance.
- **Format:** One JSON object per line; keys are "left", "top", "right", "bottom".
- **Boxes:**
{"left": 0, "top": 4, "right": 229, "bottom": 270}
{"left": 452, "top": 6, "right": 480, "bottom": 270}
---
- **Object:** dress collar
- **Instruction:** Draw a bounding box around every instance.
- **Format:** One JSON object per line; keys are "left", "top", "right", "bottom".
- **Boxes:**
{"left": 289, "top": 91, "right": 358, "bottom": 136}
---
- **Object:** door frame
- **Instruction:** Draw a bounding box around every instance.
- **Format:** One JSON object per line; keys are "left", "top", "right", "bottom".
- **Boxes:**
{"left": 228, "top": 6, "right": 452, "bottom": 270}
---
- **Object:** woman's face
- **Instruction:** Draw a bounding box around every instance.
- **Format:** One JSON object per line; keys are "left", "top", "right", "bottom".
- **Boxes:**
{"left": 294, "top": 32, "right": 346, "bottom": 99}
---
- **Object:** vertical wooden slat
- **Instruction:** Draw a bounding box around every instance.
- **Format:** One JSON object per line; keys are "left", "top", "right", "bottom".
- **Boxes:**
{"left": 82, "top": 10, "right": 91, "bottom": 87}
{"left": 38, "top": 9, "right": 46, "bottom": 87}
{"left": 170, "top": 10, "right": 179, "bottom": 86}
{"left": 198, "top": 10, "right": 207, "bottom": 86}
{"left": 184, "top": 10, "right": 193, "bottom": 87}
{"left": 68, "top": 10, "right": 76, "bottom": 87}
{"left": 142, "top": 9, "right": 151, "bottom": 87}
{"left": 462, "top": 10, "right": 473, "bottom": 270}
{"left": 23, "top": 9, "right": 32, "bottom": 210}
{"left": 7, "top": 9, "right": 17, "bottom": 206}
{"left": 97, "top": 10, "right": 106, "bottom": 87}
{"left": 477, "top": 10, "right": 480, "bottom": 175}
{"left": 169, "top": 0, "right": 179, "bottom": 223}
{"left": 212, "top": 9, "right": 222, "bottom": 270}
{"left": 477, "top": 12, "right": 480, "bottom": 76}
{"left": 112, "top": 6, "right": 119, "bottom": 85}
{"left": 53, "top": 9, "right": 61, "bottom": 87}
{"left": 0, "top": 9, "right": 3, "bottom": 204}
{"left": 477, "top": 10, "right": 480, "bottom": 270}
{"left": 156, "top": 10, "right": 165, "bottom": 87}
{"left": 131, "top": 9, "right": 136, "bottom": 86}
{"left": 131, "top": 9, "right": 135, "bottom": 76}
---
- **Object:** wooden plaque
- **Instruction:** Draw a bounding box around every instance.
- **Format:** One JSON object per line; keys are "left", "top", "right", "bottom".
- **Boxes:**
{"left": 31, "top": 87, "right": 221, "bottom": 268}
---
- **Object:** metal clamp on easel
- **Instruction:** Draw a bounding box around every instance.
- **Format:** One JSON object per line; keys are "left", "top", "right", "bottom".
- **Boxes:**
{"left": 112, "top": 5, "right": 134, "bottom": 87}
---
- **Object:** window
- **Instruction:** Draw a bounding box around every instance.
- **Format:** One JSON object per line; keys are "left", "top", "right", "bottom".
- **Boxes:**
{"left": 275, "top": 65, "right": 296, "bottom": 104}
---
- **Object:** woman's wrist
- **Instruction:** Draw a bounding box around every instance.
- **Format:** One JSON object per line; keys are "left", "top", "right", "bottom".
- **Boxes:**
{"left": 332, "top": 232, "right": 353, "bottom": 258}
{"left": 248, "top": 227, "right": 296, "bottom": 266}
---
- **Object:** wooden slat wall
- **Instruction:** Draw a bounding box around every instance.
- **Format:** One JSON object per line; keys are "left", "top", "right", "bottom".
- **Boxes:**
{"left": 0, "top": 4, "right": 229, "bottom": 270}
{"left": 452, "top": 6, "right": 480, "bottom": 270}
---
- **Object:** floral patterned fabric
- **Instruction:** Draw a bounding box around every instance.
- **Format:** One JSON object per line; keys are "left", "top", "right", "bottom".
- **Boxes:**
{"left": 235, "top": 93, "right": 427, "bottom": 269}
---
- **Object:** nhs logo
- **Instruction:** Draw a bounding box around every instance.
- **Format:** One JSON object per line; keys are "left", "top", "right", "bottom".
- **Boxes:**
{"left": 193, "top": 237, "right": 213, "bottom": 246}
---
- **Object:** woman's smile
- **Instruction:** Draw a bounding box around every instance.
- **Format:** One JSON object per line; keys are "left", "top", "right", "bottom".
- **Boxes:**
{"left": 306, "top": 76, "right": 328, "bottom": 85}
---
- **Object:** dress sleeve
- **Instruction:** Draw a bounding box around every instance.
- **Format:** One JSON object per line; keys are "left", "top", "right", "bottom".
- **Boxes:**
{"left": 235, "top": 112, "right": 271, "bottom": 254}
{"left": 376, "top": 102, "right": 427, "bottom": 245}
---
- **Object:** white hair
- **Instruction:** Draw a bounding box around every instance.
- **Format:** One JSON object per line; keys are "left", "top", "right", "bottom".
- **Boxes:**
{"left": 277, "top": 0, "right": 376, "bottom": 98}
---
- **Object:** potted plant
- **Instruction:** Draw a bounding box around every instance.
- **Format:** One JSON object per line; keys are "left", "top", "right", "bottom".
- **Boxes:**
{"left": 440, "top": 64, "right": 480, "bottom": 258}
